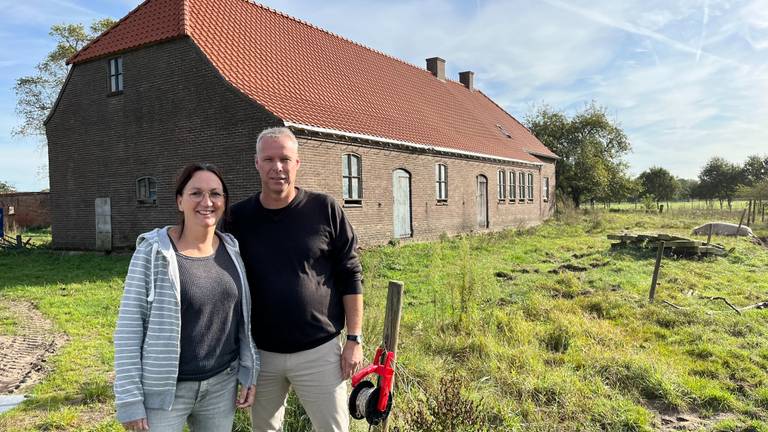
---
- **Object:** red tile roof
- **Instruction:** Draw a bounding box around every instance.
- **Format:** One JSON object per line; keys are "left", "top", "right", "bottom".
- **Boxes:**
{"left": 69, "top": 0, "right": 557, "bottom": 163}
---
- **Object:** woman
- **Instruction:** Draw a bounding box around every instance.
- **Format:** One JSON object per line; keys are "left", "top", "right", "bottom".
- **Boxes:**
{"left": 114, "top": 163, "right": 258, "bottom": 431}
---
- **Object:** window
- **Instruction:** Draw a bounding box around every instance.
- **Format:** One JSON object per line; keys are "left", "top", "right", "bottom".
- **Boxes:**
{"left": 509, "top": 171, "right": 516, "bottom": 202}
{"left": 435, "top": 164, "right": 448, "bottom": 202}
{"left": 519, "top": 172, "right": 526, "bottom": 201}
{"left": 497, "top": 170, "right": 506, "bottom": 201}
{"left": 342, "top": 154, "right": 362, "bottom": 204}
{"left": 528, "top": 173, "right": 534, "bottom": 201}
{"left": 109, "top": 57, "right": 123, "bottom": 94}
{"left": 543, "top": 177, "right": 550, "bottom": 202}
{"left": 136, "top": 177, "right": 157, "bottom": 205}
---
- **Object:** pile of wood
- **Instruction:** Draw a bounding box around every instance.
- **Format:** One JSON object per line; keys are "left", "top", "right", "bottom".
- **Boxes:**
{"left": 608, "top": 233, "right": 729, "bottom": 256}
{"left": 0, "top": 235, "right": 30, "bottom": 250}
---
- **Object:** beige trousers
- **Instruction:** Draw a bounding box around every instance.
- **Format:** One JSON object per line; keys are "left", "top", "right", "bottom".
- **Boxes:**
{"left": 250, "top": 338, "right": 348, "bottom": 432}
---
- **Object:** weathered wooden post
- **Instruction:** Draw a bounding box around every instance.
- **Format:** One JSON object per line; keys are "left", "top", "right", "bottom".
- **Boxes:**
{"left": 15, "top": 234, "right": 22, "bottom": 248}
{"left": 737, "top": 208, "right": 747, "bottom": 236}
{"left": 747, "top": 200, "right": 753, "bottom": 226}
{"left": 649, "top": 241, "right": 665, "bottom": 303}
{"left": 706, "top": 224, "right": 713, "bottom": 245}
{"left": 376, "top": 281, "right": 404, "bottom": 432}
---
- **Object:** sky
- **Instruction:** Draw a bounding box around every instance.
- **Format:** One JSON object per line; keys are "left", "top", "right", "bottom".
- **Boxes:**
{"left": 0, "top": 0, "right": 766, "bottom": 191}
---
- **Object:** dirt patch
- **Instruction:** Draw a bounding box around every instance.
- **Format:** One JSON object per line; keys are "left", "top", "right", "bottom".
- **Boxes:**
{"left": 654, "top": 411, "right": 736, "bottom": 431}
{"left": 0, "top": 300, "right": 67, "bottom": 394}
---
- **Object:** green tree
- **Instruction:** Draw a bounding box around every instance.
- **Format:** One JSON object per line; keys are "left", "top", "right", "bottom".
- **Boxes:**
{"left": 526, "top": 102, "right": 631, "bottom": 208}
{"left": 676, "top": 178, "right": 699, "bottom": 201}
{"left": 14, "top": 19, "right": 116, "bottom": 140}
{"left": 0, "top": 181, "right": 17, "bottom": 194}
{"left": 698, "top": 157, "right": 744, "bottom": 210}
{"left": 637, "top": 166, "right": 678, "bottom": 206}
{"left": 741, "top": 154, "right": 768, "bottom": 186}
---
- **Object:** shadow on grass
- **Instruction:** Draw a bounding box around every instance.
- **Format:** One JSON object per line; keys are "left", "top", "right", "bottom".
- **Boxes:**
{"left": 0, "top": 249, "right": 130, "bottom": 290}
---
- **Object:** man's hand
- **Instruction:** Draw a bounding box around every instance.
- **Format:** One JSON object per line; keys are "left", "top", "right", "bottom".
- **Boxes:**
{"left": 236, "top": 384, "right": 256, "bottom": 408}
{"left": 341, "top": 340, "right": 363, "bottom": 379}
{"left": 122, "top": 418, "right": 149, "bottom": 431}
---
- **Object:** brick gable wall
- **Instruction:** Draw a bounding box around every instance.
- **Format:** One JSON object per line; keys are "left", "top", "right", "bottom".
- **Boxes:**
{"left": 0, "top": 192, "right": 51, "bottom": 233}
{"left": 46, "top": 38, "right": 555, "bottom": 250}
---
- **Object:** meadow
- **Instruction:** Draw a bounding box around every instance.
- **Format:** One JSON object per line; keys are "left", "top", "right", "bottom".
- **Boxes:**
{"left": 0, "top": 209, "right": 766, "bottom": 431}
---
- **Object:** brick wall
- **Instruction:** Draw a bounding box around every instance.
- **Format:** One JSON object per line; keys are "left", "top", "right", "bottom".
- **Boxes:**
{"left": 46, "top": 37, "right": 555, "bottom": 250}
{"left": 46, "top": 38, "right": 281, "bottom": 249}
{"left": 0, "top": 192, "right": 51, "bottom": 233}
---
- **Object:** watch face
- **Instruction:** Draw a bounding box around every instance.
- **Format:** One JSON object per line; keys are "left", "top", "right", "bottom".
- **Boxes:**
{"left": 347, "top": 334, "right": 362, "bottom": 344}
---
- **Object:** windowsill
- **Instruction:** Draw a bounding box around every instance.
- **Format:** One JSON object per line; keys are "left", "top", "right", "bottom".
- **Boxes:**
{"left": 509, "top": 200, "right": 516, "bottom": 204}
{"left": 136, "top": 201, "right": 157, "bottom": 207}
{"left": 107, "top": 90, "right": 124, "bottom": 97}
{"left": 436, "top": 200, "right": 448, "bottom": 206}
{"left": 343, "top": 200, "right": 363, "bottom": 208}
{"left": 497, "top": 200, "right": 506, "bottom": 204}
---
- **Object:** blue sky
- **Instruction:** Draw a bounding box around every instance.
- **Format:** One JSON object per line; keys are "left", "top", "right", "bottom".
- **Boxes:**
{"left": 1, "top": 0, "right": 766, "bottom": 191}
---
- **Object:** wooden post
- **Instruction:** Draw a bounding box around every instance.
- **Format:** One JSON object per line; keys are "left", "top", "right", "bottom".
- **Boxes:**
{"left": 737, "top": 208, "right": 747, "bottom": 236}
{"left": 15, "top": 234, "right": 22, "bottom": 248}
{"left": 378, "top": 281, "right": 404, "bottom": 432}
{"left": 706, "top": 224, "right": 713, "bottom": 245}
{"left": 747, "top": 200, "right": 753, "bottom": 226}
{"left": 649, "top": 242, "right": 665, "bottom": 303}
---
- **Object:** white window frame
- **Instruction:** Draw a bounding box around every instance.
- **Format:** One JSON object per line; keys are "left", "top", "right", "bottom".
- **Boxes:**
{"left": 435, "top": 163, "right": 448, "bottom": 202}
{"left": 528, "top": 173, "right": 534, "bottom": 201}
{"left": 109, "top": 57, "right": 123, "bottom": 94}
{"left": 342, "top": 153, "right": 362, "bottom": 204}
{"left": 509, "top": 171, "right": 516, "bottom": 202}
{"left": 497, "top": 170, "right": 506, "bottom": 201}
{"left": 519, "top": 172, "right": 526, "bottom": 201}
{"left": 543, "top": 177, "right": 550, "bottom": 202}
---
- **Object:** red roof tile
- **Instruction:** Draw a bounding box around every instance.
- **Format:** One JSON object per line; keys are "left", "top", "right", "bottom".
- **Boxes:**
{"left": 70, "top": 0, "right": 557, "bottom": 163}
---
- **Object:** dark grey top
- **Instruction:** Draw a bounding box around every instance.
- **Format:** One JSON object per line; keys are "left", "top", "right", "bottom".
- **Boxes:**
{"left": 173, "top": 238, "right": 241, "bottom": 381}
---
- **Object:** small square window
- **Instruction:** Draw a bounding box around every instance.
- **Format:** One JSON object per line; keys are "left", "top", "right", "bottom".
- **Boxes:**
{"left": 136, "top": 177, "right": 157, "bottom": 205}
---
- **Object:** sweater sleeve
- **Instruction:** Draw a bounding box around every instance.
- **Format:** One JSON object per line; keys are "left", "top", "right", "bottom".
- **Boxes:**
{"left": 113, "top": 245, "right": 152, "bottom": 423}
{"left": 330, "top": 199, "right": 363, "bottom": 296}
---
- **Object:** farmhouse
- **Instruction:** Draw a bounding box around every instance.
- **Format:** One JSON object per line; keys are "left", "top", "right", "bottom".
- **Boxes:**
{"left": 45, "top": 0, "right": 558, "bottom": 250}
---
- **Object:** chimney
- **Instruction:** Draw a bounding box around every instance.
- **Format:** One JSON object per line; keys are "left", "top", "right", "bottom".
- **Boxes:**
{"left": 459, "top": 71, "right": 474, "bottom": 91}
{"left": 426, "top": 57, "right": 446, "bottom": 81}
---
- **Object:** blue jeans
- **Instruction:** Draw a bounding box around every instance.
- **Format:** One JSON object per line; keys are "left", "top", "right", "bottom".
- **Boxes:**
{"left": 146, "top": 360, "right": 239, "bottom": 431}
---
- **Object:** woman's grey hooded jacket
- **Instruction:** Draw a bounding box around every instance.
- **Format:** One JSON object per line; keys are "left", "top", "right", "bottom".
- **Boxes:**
{"left": 113, "top": 227, "right": 259, "bottom": 423}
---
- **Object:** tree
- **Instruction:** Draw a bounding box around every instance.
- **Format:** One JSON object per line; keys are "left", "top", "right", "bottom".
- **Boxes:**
{"left": 741, "top": 154, "right": 768, "bottom": 186}
{"left": 526, "top": 102, "right": 631, "bottom": 208}
{"left": 0, "top": 181, "right": 16, "bottom": 194}
{"left": 698, "top": 157, "right": 743, "bottom": 210}
{"left": 637, "top": 167, "right": 678, "bottom": 206}
{"left": 14, "top": 19, "right": 116, "bottom": 141}
{"left": 676, "top": 178, "right": 699, "bottom": 201}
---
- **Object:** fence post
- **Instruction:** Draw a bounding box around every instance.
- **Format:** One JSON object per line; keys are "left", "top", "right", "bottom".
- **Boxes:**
{"left": 377, "top": 281, "right": 404, "bottom": 432}
{"left": 706, "top": 224, "right": 713, "bottom": 245}
{"left": 737, "top": 208, "right": 747, "bottom": 236}
{"left": 649, "top": 242, "right": 665, "bottom": 303}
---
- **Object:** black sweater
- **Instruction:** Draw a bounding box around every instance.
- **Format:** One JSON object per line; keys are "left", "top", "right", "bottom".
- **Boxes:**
{"left": 227, "top": 188, "right": 363, "bottom": 353}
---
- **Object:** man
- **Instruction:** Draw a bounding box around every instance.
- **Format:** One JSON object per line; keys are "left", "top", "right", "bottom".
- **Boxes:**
{"left": 227, "top": 127, "right": 364, "bottom": 432}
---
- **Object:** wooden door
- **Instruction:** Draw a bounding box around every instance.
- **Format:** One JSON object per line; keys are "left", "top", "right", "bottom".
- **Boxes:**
{"left": 95, "top": 197, "right": 112, "bottom": 251}
{"left": 476, "top": 175, "right": 488, "bottom": 228}
{"left": 392, "top": 169, "right": 412, "bottom": 238}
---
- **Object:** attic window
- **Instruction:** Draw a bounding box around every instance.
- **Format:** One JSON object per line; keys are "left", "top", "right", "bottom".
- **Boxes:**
{"left": 108, "top": 57, "right": 123, "bottom": 94}
{"left": 496, "top": 124, "right": 512, "bottom": 139}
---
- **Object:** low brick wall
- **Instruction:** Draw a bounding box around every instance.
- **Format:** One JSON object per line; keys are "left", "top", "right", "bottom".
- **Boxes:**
{"left": 0, "top": 192, "right": 51, "bottom": 233}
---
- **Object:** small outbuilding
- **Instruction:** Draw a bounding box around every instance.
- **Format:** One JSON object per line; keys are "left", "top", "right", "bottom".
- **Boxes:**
{"left": 45, "top": 0, "right": 558, "bottom": 250}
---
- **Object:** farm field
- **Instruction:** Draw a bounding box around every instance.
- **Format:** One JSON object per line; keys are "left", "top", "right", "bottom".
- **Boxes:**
{"left": 0, "top": 210, "right": 767, "bottom": 431}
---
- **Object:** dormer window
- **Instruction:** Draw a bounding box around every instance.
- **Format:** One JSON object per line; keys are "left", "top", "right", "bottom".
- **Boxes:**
{"left": 109, "top": 57, "right": 123, "bottom": 94}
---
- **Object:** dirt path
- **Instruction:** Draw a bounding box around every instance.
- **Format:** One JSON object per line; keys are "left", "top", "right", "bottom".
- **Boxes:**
{"left": 0, "top": 299, "right": 66, "bottom": 394}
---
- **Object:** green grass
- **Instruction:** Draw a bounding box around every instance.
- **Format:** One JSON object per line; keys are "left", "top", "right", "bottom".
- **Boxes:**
{"left": 1, "top": 210, "right": 767, "bottom": 431}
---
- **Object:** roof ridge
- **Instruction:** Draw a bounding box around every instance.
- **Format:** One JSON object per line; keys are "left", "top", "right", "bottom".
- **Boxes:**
{"left": 67, "top": 0, "right": 152, "bottom": 65}
{"left": 245, "top": 0, "right": 451, "bottom": 81}
{"left": 182, "top": 0, "right": 190, "bottom": 34}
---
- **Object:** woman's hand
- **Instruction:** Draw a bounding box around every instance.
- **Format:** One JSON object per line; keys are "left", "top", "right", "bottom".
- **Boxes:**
{"left": 122, "top": 418, "right": 149, "bottom": 431}
{"left": 236, "top": 384, "right": 256, "bottom": 409}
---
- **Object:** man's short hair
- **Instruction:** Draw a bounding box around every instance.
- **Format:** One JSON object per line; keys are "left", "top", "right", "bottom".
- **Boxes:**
{"left": 256, "top": 127, "right": 299, "bottom": 154}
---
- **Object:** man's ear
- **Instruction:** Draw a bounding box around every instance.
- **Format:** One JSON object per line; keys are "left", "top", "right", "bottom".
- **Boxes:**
{"left": 254, "top": 154, "right": 259, "bottom": 169}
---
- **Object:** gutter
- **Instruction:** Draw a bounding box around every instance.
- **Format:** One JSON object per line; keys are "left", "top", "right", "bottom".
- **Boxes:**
{"left": 283, "top": 121, "right": 543, "bottom": 167}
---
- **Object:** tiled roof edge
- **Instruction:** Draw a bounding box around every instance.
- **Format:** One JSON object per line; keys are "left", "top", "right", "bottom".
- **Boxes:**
{"left": 526, "top": 149, "right": 561, "bottom": 160}
{"left": 67, "top": 0, "right": 155, "bottom": 65}
{"left": 284, "top": 121, "right": 543, "bottom": 166}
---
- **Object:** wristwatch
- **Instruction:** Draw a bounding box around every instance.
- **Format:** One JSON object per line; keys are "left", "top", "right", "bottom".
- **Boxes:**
{"left": 346, "top": 334, "right": 363, "bottom": 344}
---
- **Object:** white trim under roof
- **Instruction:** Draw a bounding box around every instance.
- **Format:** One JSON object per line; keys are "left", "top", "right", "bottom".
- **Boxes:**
{"left": 284, "top": 121, "right": 543, "bottom": 167}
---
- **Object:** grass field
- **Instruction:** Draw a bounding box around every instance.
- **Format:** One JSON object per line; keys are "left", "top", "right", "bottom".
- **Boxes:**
{"left": 0, "top": 209, "right": 767, "bottom": 431}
